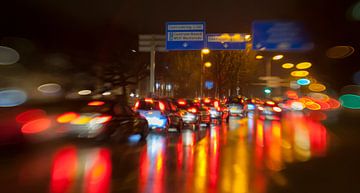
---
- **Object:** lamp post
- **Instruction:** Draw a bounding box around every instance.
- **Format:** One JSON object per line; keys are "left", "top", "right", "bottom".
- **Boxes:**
{"left": 200, "top": 48, "right": 210, "bottom": 97}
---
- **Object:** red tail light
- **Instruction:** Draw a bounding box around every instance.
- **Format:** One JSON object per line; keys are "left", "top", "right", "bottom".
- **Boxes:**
{"left": 134, "top": 101, "right": 140, "bottom": 110}
{"left": 178, "top": 99, "right": 186, "bottom": 106}
{"left": 188, "top": 107, "right": 197, "bottom": 113}
{"left": 159, "top": 102, "right": 165, "bottom": 111}
{"left": 87, "top": 101, "right": 105, "bottom": 106}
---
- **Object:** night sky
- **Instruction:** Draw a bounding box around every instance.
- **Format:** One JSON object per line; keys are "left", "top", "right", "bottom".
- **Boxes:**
{"left": 1, "top": 0, "right": 359, "bottom": 91}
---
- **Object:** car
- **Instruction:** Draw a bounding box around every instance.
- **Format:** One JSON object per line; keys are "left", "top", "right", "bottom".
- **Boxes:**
{"left": 57, "top": 99, "right": 150, "bottom": 142}
{"left": 257, "top": 100, "right": 283, "bottom": 120}
{"left": 227, "top": 96, "right": 246, "bottom": 118}
{"left": 0, "top": 99, "right": 150, "bottom": 146}
{"left": 201, "top": 98, "right": 225, "bottom": 123}
{"left": 175, "top": 99, "right": 211, "bottom": 129}
{"left": 134, "top": 98, "right": 183, "bottom": 133}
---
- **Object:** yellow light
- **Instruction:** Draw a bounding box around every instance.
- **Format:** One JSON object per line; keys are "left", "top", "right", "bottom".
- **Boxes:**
{"left": 272, "top": 55, "right": 284, "bottom": 60}
{"left": 255, "top": 55, "right": 264, "bottom": 60}
{"left": 309, "top": 83, "right": 326, "bottom": 92}
{"left": 201, "top": 48, "right": 210, "bottom": 54}
{"left": 282, "top": 63, "right": 294, "bottom": 69}
{"left": 245, "top": 34, "right": 251, "bottom": 41}
{"left": 291, "top": 70, "right": 309, "bottom": 77}
{"left": 296, "top": 62, "right": 312, "bottom": 69}
{"left": 204, "top": 62, "right": 212, "bottom": 68}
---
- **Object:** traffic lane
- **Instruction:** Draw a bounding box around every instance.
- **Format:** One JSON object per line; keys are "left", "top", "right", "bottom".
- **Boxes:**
{"left": 268, "top": 110, "right": 360, "bottom": 193}
{"left": 0, "top": 112, "right": 334, "bottom": 193}
{"left": 0, "top": 128, "right": 208, "bottom": 193}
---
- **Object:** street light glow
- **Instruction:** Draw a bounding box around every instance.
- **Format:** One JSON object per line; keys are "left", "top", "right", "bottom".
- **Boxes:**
{"left": 282, "top": 63, "right": 294, "bottom": 69}
{"left": 272, "top": 55, "right": 284, "bottom": 60}
{"left": 296, "top": 62, "right": 312, "bottom": 69}
{"left": 204, "top": 62, "right": 212, "bottom": 68}
{"left": 291, "top": 70, "right": 309, "bottom": 77}
{"left": 255, "top": 55, "right": 264, "bottom": 60}
{"left": 201, "top": 48, "right": 210, "bottom": 54}
{"left": 245, "top": 34, "right": 251, "bottom": 41}
{"left": 78, "top": 90, "right": 92, "bottom": 96}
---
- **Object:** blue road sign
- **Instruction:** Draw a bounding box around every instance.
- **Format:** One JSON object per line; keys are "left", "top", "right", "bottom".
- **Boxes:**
{"left": 166, "top": 22, "right": 205, "bottom": 50}
{"left": 205, "top": 81, "right": 214, "bottom": 90}
{"left": 252, "top": 21, "right": 313, "bottom": 51}
{"left": 207, "top": 33, "right": 247, "bottom": 50}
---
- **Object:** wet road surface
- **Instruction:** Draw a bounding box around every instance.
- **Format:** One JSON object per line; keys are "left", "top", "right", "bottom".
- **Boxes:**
{"left": 0, "top": 112, "right": 346, "bottom": 193}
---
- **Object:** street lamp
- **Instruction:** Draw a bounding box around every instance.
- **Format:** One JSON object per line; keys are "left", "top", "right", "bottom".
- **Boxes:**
{"left": 204, "top": 62, "right": 212, "bottom": 68}
{"left": 201, "top": 48, "right": 210, "bottom": 55}
{"left": 200, "top": 48, "right": 210, "bottom": 97}
{"left": 282, "top": 63, "right": 294, "bottom": 69}
{"left": 255, "top": 55, "right": 264, "bottom": 60}
{"left": 272, "top": 54, "right": 284, "bottom": 60}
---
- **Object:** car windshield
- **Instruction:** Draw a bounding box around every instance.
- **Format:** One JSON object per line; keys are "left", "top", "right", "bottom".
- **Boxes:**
{"left": 137, "top": 101, "right": 160, "bottom": 110}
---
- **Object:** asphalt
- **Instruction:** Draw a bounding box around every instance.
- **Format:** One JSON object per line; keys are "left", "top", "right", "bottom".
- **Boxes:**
{"left": 1, "top": 111, "right": 357, "bottom": 193}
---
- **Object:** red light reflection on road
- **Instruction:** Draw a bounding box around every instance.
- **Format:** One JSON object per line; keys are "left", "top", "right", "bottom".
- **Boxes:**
{"left": 50, "top": 146, "right": 78, "bottom": 193}
{"left": 83, "top": 148, "right": 112, "bottom": 193}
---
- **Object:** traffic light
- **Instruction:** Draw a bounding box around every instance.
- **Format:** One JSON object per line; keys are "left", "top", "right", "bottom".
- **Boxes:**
{"left": 264, "top": 88, "right": 272, "bottom": 94}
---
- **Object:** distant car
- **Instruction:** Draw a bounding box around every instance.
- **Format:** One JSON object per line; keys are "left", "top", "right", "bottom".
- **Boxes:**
{"left": 243, "top": 98, "right": 257, "bottom": 114}
{"left": 134, "top": 98, "right": 183, "bottom": 133}
{"left": 201, "top": 98, "right": 225, "bottom": 123}
{"left": 227, "top": 96, "right": 245, "bottom": 117}
{"left": 258, "top": 100, "right": 282, "bottom": 120}
{"left": 175, "top": 99, "right": 210, "bottom": 129}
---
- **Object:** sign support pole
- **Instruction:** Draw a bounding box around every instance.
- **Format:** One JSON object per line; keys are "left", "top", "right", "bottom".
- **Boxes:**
{"left": 266, "top": 57, "right": 272, "bottom": 86}
{"left": 150, "top": 46, "right": 156, "bottom": 95}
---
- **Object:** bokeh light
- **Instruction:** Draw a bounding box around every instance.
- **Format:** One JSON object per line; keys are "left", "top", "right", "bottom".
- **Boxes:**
{"left": 16, "top": 109, "right": 47, "bottom": 124}
{"left": 37, "top": 83, "right": 62, "bottom": 94}
{"left": 0, "top": 46, "right": 20, "bottom": 65}
{"left": 340, "top": 85, "right": 360, "bottom": 95}
{"left": 326, "top": 46, "right": 354, "bottom": 59}
{"left": 296, "top": 62, "right": 312, "bottom": 69}
{"left": 339, "top": 94, "right": 360, "bottom": 109}
{"left": 297, "top": 78, "right": 311, "bottom": 86}
{"left": 307, "top": 92, "right": 330, "bottom": 102}
{"left": 282, "top": 63, "right": 294, "bottom": 69}
{"left": 290, "top": 81, "right": 301, "bottom": 89}
{"left": 350, "top": 1, "right": 360, "bottom": 21}
{"left": 291, "top": 70, "right": 309, "bottom": 77}
{"left": 0, "top": 89, "right": 27, "bottom": 107}
{"left": 309, "top": 83, "right": 326, "bottom": 92}
{"left": 255, "top": 55, "right": 264, "bottom": 60}
{"left": 353, "top": 71, "right": 360, "bottom": 85}
{"left": 305, "top": 101, "right": 321, "bottom": 110}
{"left": 78, "top": 90, "right": 92, "bottom": 96}
{"left": 57, "top": 112, "right": 79, "bottom": 123}
{"left": 21, "top": 118, "right": 52, "bottom": 134}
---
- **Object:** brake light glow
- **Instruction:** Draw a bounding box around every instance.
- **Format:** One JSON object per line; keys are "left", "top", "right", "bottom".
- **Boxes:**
{"left": 90, "top": 115, "right": 112, "bottom": 124}
{"left": 88, "top": 101, "right": 105, "bottom": 106}
{"left": 178, "top": 99, "right": 186, "bottom": 105}
{"left": 214, "top": 101, "right": 219, "bottom": 108}
{"left": 57, "top": 112, "right": 79, "bottom": 123}
{"left": 159, "top": 102, "right": 165, "bottom": 111}
{"left": 273, "top": 107, "right": 282, "bottom": 112}
{"left": 188, "top": 107, "right": 197, "bottom": 113}
{"left": 145, "top": 98, "right": 153, "bottom": 103}
{"left": 21, "top": 118, "right": 51, "bottom": 134}
{"left": 204, "top": 98, "right": 211, "bottom": 103}
{"left": 134, "top": 101, "right": 140, "bottom": 109}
